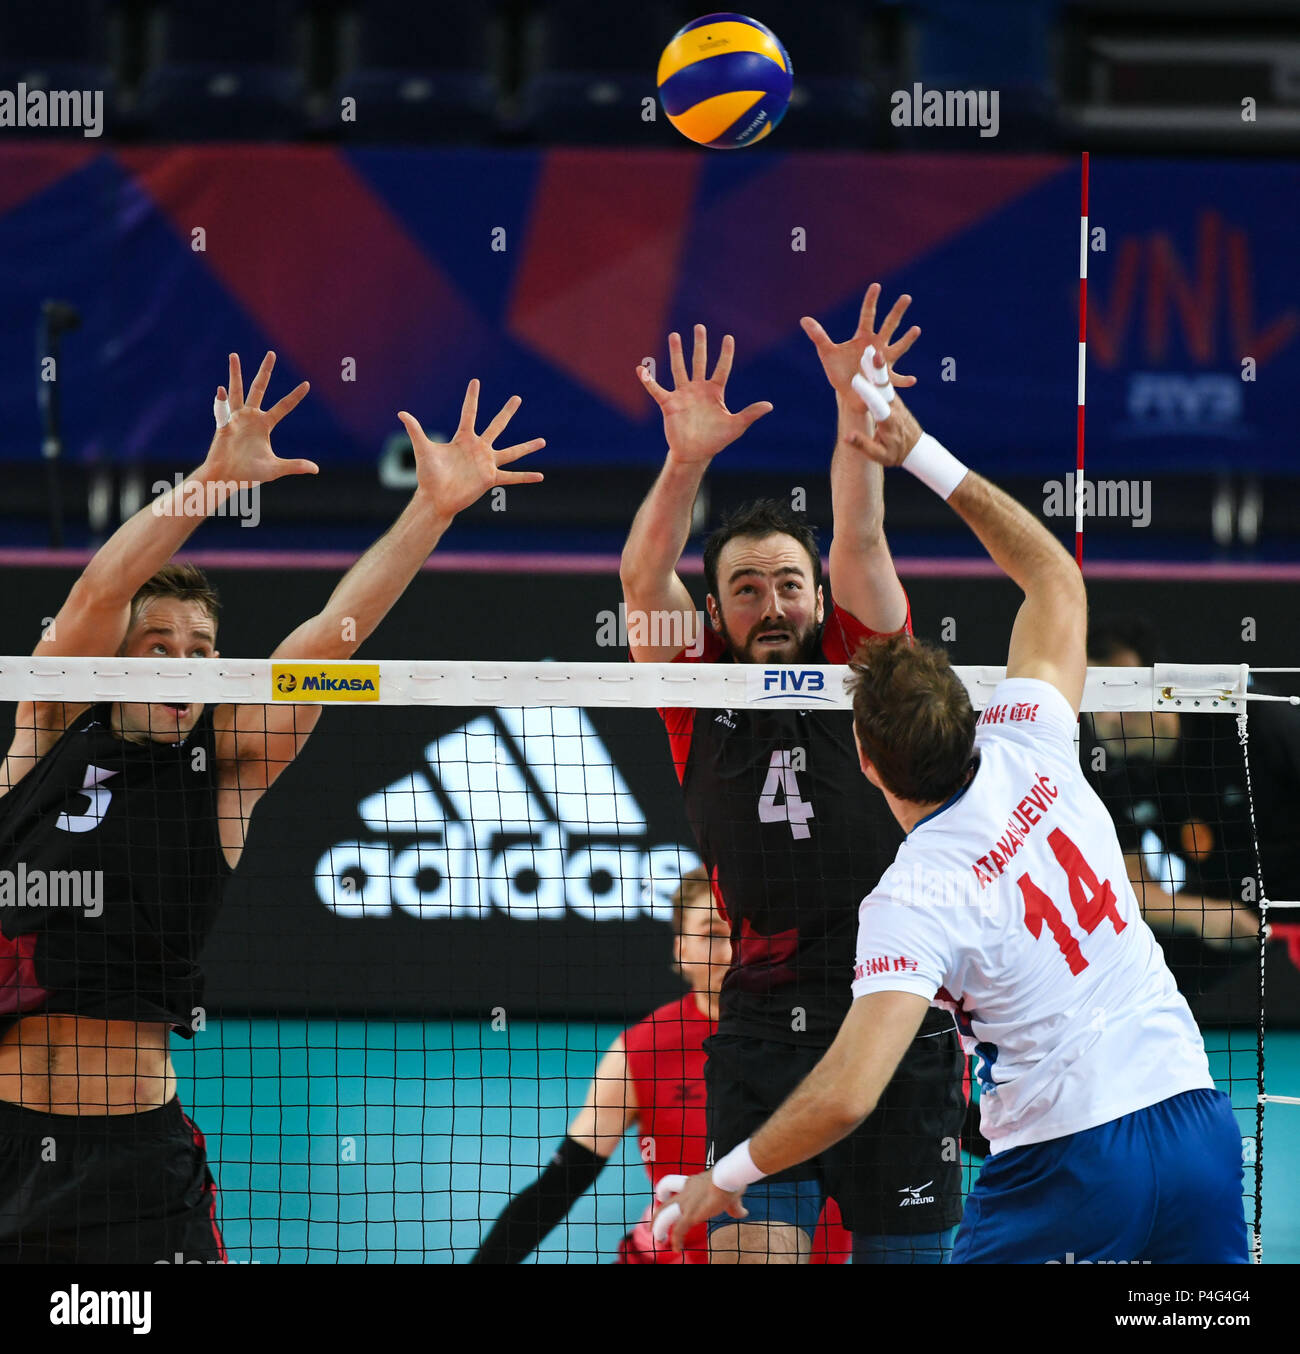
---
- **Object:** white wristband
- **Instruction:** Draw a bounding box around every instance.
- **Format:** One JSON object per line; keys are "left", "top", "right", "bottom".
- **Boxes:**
{"left": 902, "top": 432, "right": 968, "bottom": 500}
{"left": 712, "top": 1140, "right": 767, "bottom": 1193}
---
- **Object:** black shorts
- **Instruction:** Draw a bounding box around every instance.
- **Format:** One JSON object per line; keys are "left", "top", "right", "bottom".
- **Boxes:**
{"left": 0, "top": 1097, "right": 226, "bottom": 1264}
{"left": 703, "top": 1022, "right": 966, "bottom": 1237}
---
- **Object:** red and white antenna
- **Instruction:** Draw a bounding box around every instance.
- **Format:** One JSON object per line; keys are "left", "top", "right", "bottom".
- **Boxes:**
{"left": 1076, "top": 151, "right": 1089, "bottom": 569}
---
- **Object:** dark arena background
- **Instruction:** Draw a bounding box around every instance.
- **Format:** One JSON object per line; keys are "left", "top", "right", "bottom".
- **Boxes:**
{"left": 0, "top": 0, "right": 1297, "bottom": 1316}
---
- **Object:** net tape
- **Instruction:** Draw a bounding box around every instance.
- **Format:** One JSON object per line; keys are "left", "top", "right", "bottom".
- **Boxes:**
{"left": 0, "top": 657, "right": 1256, "bottom": 712}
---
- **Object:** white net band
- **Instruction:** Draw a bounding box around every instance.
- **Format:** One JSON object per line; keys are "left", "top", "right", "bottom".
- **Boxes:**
{"left": 0, "top": 657, "right": 1254, "bottom": 712}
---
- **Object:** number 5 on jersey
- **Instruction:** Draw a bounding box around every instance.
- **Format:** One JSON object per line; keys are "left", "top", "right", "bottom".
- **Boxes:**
{"left": 758, "top": 750, "right": 814, "bottom": 840}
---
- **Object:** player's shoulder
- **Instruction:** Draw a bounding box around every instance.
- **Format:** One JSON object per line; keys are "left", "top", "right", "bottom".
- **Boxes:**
{"left": 819, "top": 597, "right": 912, "bottom": 665}
{"left": 624, "top": 993, "right": 709, "bottom": 1052}
{"left": 659, "top": 629, "right": 726, "bottom": 666}
{"left": 976, "top": 677, "right": 1077, "bottom": 750}
{"left": 861, "top": 832, "right": 975, "bottom": 925}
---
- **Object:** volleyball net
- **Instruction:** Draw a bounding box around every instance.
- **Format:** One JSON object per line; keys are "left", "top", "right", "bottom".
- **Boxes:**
{"left": 0, "top": 656, "right": 1290, "bottom": 1263}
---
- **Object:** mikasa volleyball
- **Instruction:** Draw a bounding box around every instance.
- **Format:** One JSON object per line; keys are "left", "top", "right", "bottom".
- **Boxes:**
{"left": 657, "top": 13, "right": 793, "bottom": 149}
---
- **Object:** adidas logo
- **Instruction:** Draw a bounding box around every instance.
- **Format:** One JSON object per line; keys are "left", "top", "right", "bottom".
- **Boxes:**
{"left": 314, "top": 706, "right": 699, "bottom": 921}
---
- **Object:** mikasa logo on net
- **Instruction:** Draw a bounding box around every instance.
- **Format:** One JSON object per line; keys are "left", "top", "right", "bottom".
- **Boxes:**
{"left": 315, "top": 706, "right": 697, "bottom": 920}
{"left": 273, "top": 663, "right": 380, "bottom": 701}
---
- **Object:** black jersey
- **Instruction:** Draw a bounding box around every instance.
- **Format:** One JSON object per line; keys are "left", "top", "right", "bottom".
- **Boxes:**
{"left": 660, "top": 602, "right": 945, "bottom": 1046}
{"left": 0, "top": 702, "right": 230, "bottom": 1035}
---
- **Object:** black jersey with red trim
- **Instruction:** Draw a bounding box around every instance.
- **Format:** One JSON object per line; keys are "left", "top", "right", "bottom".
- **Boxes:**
{"left": 658, "top": 601, "right": 931, "bottom": 1045}
{"left": 0, "top": 702, "right": 231, "bottom": 1035}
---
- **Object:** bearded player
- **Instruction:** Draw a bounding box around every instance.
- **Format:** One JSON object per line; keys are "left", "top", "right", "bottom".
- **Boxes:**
{"left": 0, "top": 354, "right": 543, "bottom": 1263}
{"left": 622, "top": 286, "right": 965, "bottom": 1264}
{"left": 471, "top": 867, "right": 851, "bottom": 1264}
{"left": 656, "top": 361, "right": 1248, "bottom": 1265}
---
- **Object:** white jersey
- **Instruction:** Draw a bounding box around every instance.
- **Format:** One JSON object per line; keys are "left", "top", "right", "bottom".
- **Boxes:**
{"left": 851, "top": 677, "right": 1213, "bottom": 1153}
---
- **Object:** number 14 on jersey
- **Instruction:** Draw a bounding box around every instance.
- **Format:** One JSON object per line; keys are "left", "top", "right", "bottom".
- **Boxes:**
{"left": 1017, "top": 828, "right": 1127, "bottom": 975}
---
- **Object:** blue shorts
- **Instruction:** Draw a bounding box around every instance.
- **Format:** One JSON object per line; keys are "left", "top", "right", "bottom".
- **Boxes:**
{"left": 708, "top": 1180, "right": 953, "bottom": 1263}
{"left": 951, "top": 1088, "right": 1249, "bottom": 1264}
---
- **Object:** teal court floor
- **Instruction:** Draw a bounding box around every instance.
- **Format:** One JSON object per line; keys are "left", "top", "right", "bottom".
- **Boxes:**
{"left": 172, "top": 1021, "right": 1300, "bottom": 1265}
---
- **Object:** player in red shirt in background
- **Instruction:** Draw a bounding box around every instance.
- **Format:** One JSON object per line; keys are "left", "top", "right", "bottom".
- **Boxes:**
{"left": 470, "top": 868, "right": 850, "bottom": 1263}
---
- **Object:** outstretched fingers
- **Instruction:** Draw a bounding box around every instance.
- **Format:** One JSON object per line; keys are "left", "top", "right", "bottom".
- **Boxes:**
{"left": 457, "top": 379, "right": 481, "bottom": 436}
{"left": 736, "top": 400, "right": 774, "bottom": 430}
{"left": 877, "top": 293, "right": 913, "bottom": 348}
{"left": 228, "top": 354, "right": 245, "bottom": 410}
{"left": 710, "top": 333, "right": 736, "bottom": 387}
{"left": 883, "top": 321, "right": 922, "bottom": 385}
{"left": 637, "top": 362, "right": 670, "bottom": 406}
{"left": 274, "top": 457, "right": 320, "bottom": 478}
{"left": 267, "top": 380, "right": 310, "bottom": 427}
{"left": 494, "top": 436, "right": 545, "bottom": 467}
{"left": 481, "top": 393, "right": 522, "bottom": 447}
{"left": 799, "top": 315, "right": 832, "bottom": 352}
{"left": 856, "top": 282, "right": 882, "bottom": 338}
{"left": 667, "top": 331, "right": 688, "bottom": 388}
{"left": 246, "top": 351, "right": 276, "bottom": 410}
{"left": 397, "top": 410, "right": 427, "bottom": 446}
{"left": 690, "top": 324, "right": 708, "bottom": 382}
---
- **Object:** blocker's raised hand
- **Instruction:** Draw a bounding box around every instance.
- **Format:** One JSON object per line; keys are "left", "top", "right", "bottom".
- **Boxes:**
{"left": 400, "top": 380, "right": 545, "bottom": 519}
{"left": 801, "top": 283, "right": 920, "bottom": 401}
{"left": 638, "top": 325, "right": 772, "bottom": 467}
{"left": 205, "top": 351, "right": 316, "bottom": 483}
{"left": 842, "top": 388, "right": 925, "bottom": 468}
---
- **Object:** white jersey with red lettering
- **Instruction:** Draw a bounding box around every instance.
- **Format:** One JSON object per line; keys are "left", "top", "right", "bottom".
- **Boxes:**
{"left": 850, "top": 677, "right": 1214, "bottom": 1154}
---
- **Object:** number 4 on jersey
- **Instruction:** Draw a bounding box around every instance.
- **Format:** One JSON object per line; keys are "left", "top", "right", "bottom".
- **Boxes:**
{"left": 1016, "top": 828, "right": 1126, "bottom": 975}
{"left": 758, "top": 750, "right": 814, "bottom": 840}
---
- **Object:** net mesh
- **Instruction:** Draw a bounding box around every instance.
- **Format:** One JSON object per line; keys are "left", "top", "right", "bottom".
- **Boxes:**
{"left": 0, "top": 657, "right": 1277, "bottom": 1263}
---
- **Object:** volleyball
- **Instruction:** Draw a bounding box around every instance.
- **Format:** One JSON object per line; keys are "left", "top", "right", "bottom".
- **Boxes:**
{"left": 657, "top": 13, "right": 793, "bottom": 149}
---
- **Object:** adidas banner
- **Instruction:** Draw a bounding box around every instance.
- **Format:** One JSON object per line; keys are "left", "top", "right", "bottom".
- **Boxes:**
{"left": 208, "top": 700, "right": 701, "bottom": 1021}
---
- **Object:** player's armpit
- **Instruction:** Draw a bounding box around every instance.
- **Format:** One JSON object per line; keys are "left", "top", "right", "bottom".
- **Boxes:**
{"left": 619, "top": 571, "right": 703, "bottom": 664}
{"left": 568, "top": 1036, "right": 637, "bottom": 1158}
{"left": 619, "top": 450, "right": 712, "bottom": 662}
{"left": 826, "top": 537, "right": 909, "bottom": 640}
{"left": 944, "top": 473, "right": 1086, "bottom": 714}
{"left": 213, "top": 701, "right": 323, "bottom": 795}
